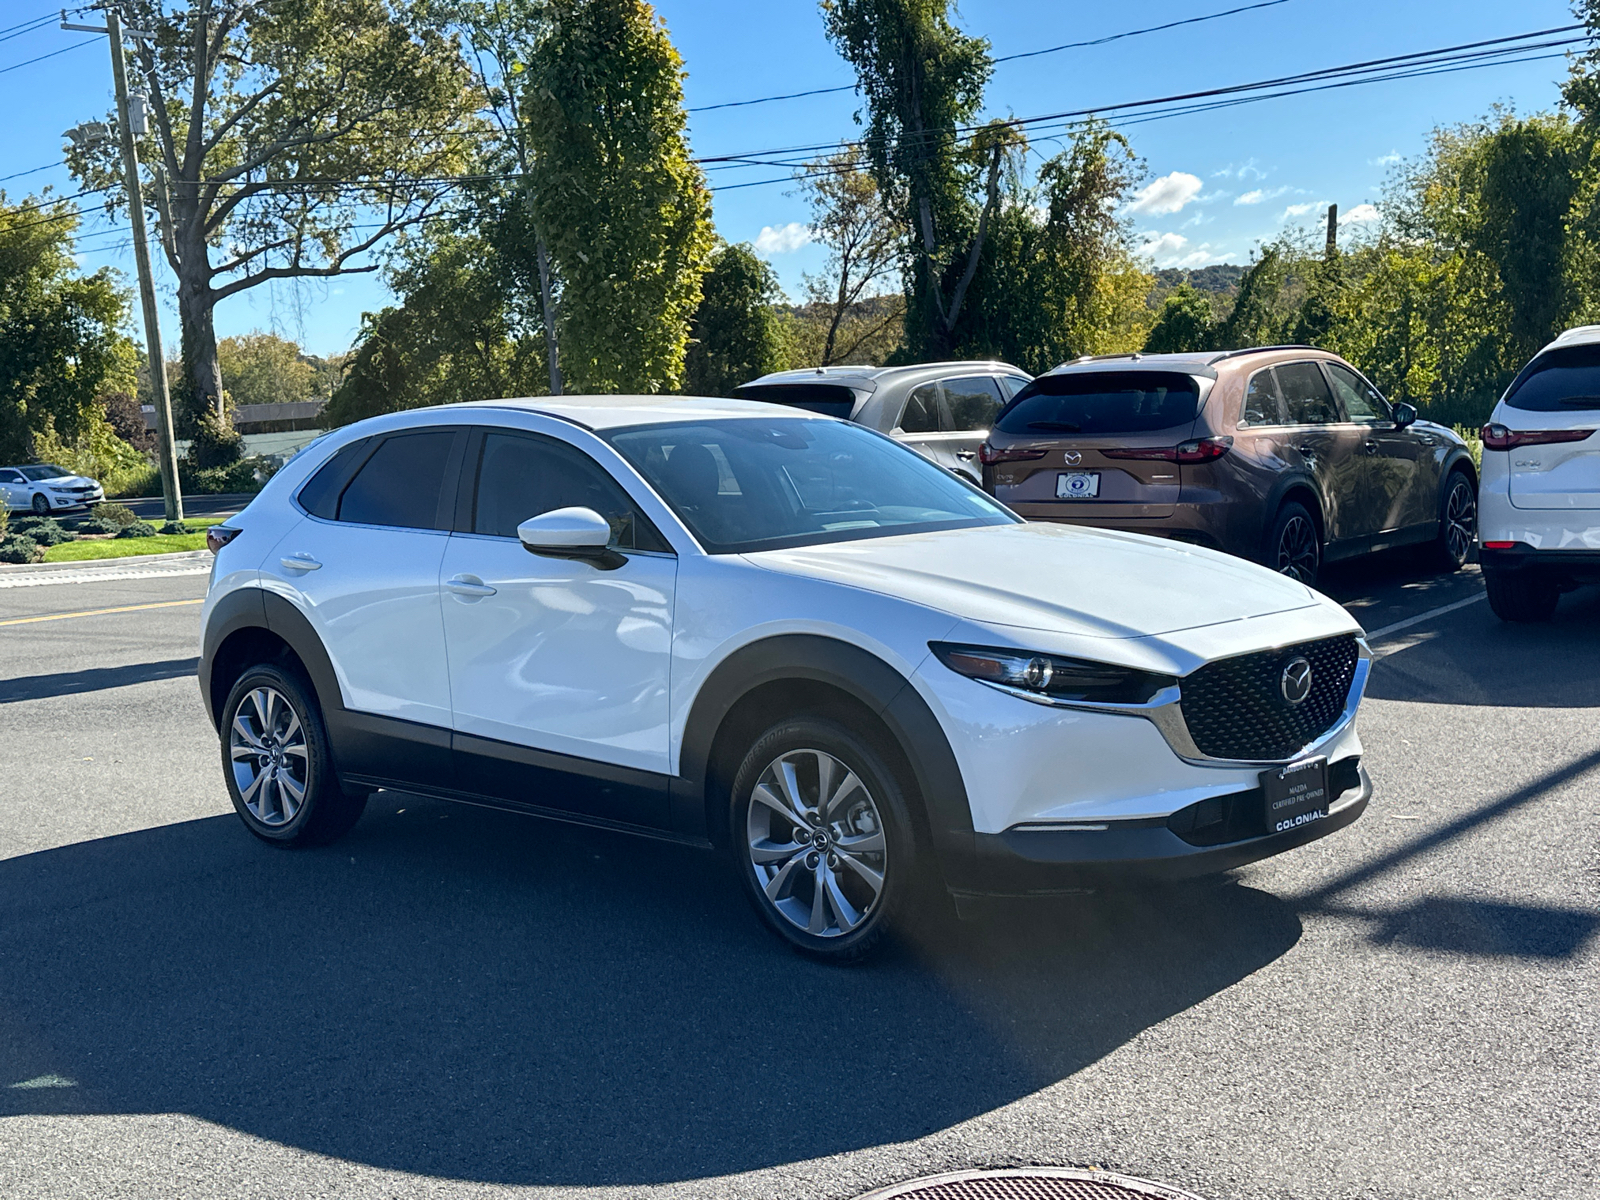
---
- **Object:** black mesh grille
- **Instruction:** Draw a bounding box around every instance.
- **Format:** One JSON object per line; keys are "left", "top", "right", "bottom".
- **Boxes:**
{"left": 1178, "top": 634, "right": 1359, "bottom": 761}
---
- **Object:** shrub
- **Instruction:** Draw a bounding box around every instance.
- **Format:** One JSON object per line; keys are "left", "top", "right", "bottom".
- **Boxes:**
{"left": 181, "top": 455, "right": 278, "bottom": 494}
{"left": 77, "top": 516, "right": 122, "bottom": 536}
{"left": 95, "top": 501, "right": 138, "bottom": 527}
{"left": 9, "top": 517, "right": 76, "bottom": 546}
{"left": 0, "top": 534, "right": 44, "bottom": 565}
{"left": 159, "top": 520, "right": 189, "bottom": 534}
{"left": 116, "top": 520, "right": 157, "bottom": 539}
{"left": 0, "top": 505, "right": 8, "bottom": 539}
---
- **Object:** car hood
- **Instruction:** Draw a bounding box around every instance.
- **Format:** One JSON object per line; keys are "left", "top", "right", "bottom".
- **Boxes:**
{"left": 37, "top": 475, "right": 95, "bottom": 486}
{"left": 743, "top": 522, "right": 1320, "bottom": 639}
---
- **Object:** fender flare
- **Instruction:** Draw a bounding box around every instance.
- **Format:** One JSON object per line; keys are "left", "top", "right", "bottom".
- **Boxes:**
{"left": 199, "top": 587, "right": 345, "bottom": 729}
{"left": 675, "top": 634, "right": 976, "bottom": 885}
{"left": 1262, "top": 471, "right": 1325, "bottom": 544}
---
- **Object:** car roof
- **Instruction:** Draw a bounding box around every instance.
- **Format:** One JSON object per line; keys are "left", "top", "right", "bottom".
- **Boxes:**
{"left": 1543, "top": 324, "right": 1600, "bottom": 352}
{"left": 740, "top": 360, "right": 1030, "bottom": 392}
{"left": 1034, "top": 346, "right": 1337, "bottom": 381}
{"left": 462, "top": 394, "right": 827, "bottom": 431}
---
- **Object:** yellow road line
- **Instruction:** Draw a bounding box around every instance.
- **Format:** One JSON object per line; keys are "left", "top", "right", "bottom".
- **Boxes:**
{"left": 0, "top": 598, "right": 204, "bottom": 627}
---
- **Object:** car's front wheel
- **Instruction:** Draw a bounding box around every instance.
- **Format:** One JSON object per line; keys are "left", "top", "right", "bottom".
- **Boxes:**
{"left": 1484, "top": 569, "right": 1560, "bottom": 623}
{"left": 221, "top": 664, "right": 367, "bottom": 846}
{"left": 30, "top": 493, "right": 48, "bottom": 515}
{"left": 729, "top": 718, "right": 915, "bottom": 963}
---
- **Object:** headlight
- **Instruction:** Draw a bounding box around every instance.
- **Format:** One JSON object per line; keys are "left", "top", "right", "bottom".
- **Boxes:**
{"left": 930, "top": 642, "right": 1175, "bottom": 705}
{"left": 48, "top": 485, "right": 73, "bottom": 492}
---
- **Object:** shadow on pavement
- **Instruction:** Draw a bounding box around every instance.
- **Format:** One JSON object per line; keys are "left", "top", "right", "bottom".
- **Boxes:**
{"left": 1363, "top": 897, "right": 1600, "bottom": 959}
{"left": 0, "top": 658, "right": 198, "bottom": 704}
{"left": 0, "top": 795, "right": 1301, "bottom": 1186}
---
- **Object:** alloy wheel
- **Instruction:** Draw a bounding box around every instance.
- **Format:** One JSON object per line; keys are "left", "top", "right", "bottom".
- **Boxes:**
{"left": 229, "top": 686, "right": 310, "bottom": 827}
{"left": 30, "top": 494, "right": 48, "bottom": 515}
{"left": 1444, "top": 478, "right": 1476, "bottom": 563}
{"left": 1275, "top": 515, "right": 1319, "bottom": 583}
{"left": 745, "top": 748, "right": 888, "bottom": 938}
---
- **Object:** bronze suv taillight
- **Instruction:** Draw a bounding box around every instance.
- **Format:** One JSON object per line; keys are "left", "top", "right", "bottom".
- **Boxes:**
{"left": 1102, "top": 435, "right": 1233, "bottom": 464}
{"left": 1480, "top": 423, "right": 1595, "bottom": 451}
{"left": 978, "top": 443, "right": 1048, "bottom": 466}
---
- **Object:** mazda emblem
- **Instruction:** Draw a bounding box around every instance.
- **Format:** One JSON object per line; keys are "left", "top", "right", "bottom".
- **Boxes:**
{"left": 1280, "top": 657, "right": 1313, "bottom": 705}
{"left": 1064, "top": 451, "right": 1082, "bottom": 465}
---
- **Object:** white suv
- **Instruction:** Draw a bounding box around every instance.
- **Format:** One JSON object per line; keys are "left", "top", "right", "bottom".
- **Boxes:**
{"left": 1480, "top": 325, "right": 1600, "bottom": 621}
{"left": 200, "top": 397, "right": 1372, "bottom": 960}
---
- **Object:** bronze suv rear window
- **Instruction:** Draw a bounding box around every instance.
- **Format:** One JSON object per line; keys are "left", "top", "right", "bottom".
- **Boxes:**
{"left": 996, "top": 371, "right": 1201, "bottom": 436}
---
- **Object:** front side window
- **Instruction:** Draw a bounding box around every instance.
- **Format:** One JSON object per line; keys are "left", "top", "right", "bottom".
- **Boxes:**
{"left": 1325, "top": 363, "right": 1391, "bottom": 424}
{"left": 1277, "top": 362, "right": 1339, "bottom": 426}
{"left": 1001, "top": 374, "right": 1032, "bottom": 398}
{"left": 336, "top": 430, "right": 455, "bottom": 529}
{"left": 472, "top": 431, "right": 669, "bottom": 552}
{"left": 940, "top": 376, "right": 1005, "bottom": 431}
{"left": 0, "top": 470, "right": 22, "bottom": 484}
{"left": 897, "top": 383, "right": 940, "bottom": 433}
{"left": 1243, "top": 368, "right": 1285, "bottom": 426}
{"left": 606, "top": 417, "right": 1017, "bottom": 554}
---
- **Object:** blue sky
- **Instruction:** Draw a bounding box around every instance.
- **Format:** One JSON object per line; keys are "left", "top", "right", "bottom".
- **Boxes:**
{"left": 0, "top": 0, "right": 1580, "bottom": 358}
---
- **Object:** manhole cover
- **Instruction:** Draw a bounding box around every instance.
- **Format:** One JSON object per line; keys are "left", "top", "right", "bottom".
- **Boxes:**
{"left": 855, "top": 1167, "right": 1204, "bottom": 1200}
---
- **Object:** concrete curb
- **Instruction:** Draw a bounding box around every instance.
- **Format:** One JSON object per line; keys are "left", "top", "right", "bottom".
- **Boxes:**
{"left": 0, "top": 550, "right": 212, "bottom": 588}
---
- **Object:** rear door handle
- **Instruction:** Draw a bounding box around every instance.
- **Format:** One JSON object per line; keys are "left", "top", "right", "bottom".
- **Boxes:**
{"left": 1296, "top": 444, "right": 1317, "bottom": 456}
{"left": 280, "top": 554, "right": 321, "bottom": 572}
{"left": 955, "top": 449, "right": 977, "bottom": 461}
{"left": 446, "top": 574, "right": 497, "bottom": 598}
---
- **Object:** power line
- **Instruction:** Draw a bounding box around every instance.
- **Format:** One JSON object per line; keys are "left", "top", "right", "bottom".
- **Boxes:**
{"left": 686, "top": 0, "right": 1297, "bottom": 112}
{"left": 0, "top": 37, "right": 96, "bottom": 75}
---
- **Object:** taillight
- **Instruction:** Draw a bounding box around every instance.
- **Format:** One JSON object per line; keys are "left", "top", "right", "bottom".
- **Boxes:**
{"left": 978, "top": 443, "right": 1048, "bottom": 466}
{"left": 1481, "top": 541, "right": 1519, "bottom": 550}
{"left": 1102, "top": 436, "right": 1233, "bottom": 464}
{"left": 207, "top": 525, "right": 242, "bottom": 555}
{"left": 1481, "top": 423, "right": 1595, "bottom": 451}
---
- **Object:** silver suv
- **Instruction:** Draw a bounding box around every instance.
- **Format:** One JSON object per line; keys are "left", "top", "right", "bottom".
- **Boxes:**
{"left": 735, "top": 361, "right": 1032, "bottom": 484}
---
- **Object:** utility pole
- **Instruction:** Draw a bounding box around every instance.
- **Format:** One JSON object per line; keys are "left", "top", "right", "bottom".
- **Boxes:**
{"left": 1325, "top": 203, "right": 1339, "bottom": 261}
{"left": 63, "top": 6, "right": 184, "bottom": 522}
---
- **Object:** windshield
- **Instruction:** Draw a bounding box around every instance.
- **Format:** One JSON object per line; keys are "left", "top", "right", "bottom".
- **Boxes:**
{"left": 605, "top": 417, "right": 1017, "bottom": 553}
{"left": 19, "top": 464, "right": 72, "bottom": 480}
{"left": 996, "top": 371, "right": 1202, "bottom": 436}
{"left": 1505, "top": 343, "right": 1600, "bottom": 412}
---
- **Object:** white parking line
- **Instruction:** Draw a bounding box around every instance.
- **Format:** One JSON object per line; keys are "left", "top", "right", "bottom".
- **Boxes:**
{"left": 1366, "top": 593, "right": 1486, "bottom": 642}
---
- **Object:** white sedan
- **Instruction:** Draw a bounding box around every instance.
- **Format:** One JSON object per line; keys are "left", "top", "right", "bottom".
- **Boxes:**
{"left": 199, "top": 397, "right": 1372, "bottom": 961}
{"left": 0, "top": 463, "right": 105, "bottom": 514}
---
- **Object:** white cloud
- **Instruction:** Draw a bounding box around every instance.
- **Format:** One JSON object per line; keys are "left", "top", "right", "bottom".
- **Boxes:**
{"left": 1341, "top": 203, "right": 1381, "bottom": 225}
{"left": 1181, "top": 209, "right": 1212, "bottom": 229}
{"left": 753, "top": 222, "right": 813, "bottom": 255}
{"left": 1139, "top": 232, "right": 1189, "bottom": 261}
{"left": 1139, "top": 232, "right": 1235, "bottom": 269}
{"left": 1369, "top": 150, "right": 1401, "bottom": 166}
{"left": 1235, "top": 186, "right": 1291, "bottom": 206}
{"left": 1127, "top": 171, "right": 1204, "bottom": 216}
{"left": 1281, "top": 201, "right": 1321, "bottom": 221}
{"left": 1173, "top": 245, "right": 1231, "bottom": 268}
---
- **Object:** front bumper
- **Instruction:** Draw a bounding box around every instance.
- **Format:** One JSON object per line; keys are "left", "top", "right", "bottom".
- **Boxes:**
{"left": 48, "top": 491, "right": 103, "bottom": 510}
{"left": 953, "top": 761, "right": 1371, "bottom": 896}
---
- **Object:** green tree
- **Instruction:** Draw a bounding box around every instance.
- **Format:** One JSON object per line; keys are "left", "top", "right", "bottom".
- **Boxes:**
{"left": 1144, "top": 283, "right": 1216, "bottom": 354}
{"left": 684, "top": 242, "right": 790, "bottom": 396}
{"left": 822, "top": 0, "right": 1008, "bottom": 358}
{"left": 323, "top": 220, "right": 547, "bottom": 426}
{"left": 217, "top": 333, "right": 317, "bottom": 407}
{"left": 0, "top": 194, "right": 134, "bottom": 463}
{"left": 65, "top": 0, "right": 478, "bottom": 444}
{"left": 523, "top": 0, "right": 714, "bottom": 393}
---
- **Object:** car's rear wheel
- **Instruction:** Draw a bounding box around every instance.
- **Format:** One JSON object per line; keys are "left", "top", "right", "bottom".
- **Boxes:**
{"left": 1423, "top": 469, "right": 1476, "bottom": 573}
{"left": 221, "top": 664, "right": 367, "bottom": 846}
{"left": 729, "top": 718, "right": 915, "bottom": 963}
{"left": 1484, "top": 569, "right": 1560, "bottom": 623}
{"left": 1268, "top": 501, "right": 1321, "bottom": 585}
{"left": 30, "top": 493, "right": 48, "bottom": 515}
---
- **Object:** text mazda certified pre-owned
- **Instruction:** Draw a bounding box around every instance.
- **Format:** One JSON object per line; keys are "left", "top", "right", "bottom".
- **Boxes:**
{"left": 200, "top": 396, "right": 1373, "bottom": 961}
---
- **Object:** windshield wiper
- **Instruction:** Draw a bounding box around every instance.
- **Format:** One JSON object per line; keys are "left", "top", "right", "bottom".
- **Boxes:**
{"left": 1026, "top": 420, "right": 1082, "bottom": 432}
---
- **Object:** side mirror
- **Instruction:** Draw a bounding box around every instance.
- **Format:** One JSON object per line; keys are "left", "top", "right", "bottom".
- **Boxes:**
{"left": 516, "top": 507, "right": 621, "bottom": 568}
{"left": 1392, "top": 402, "right": 1418, "bottom": 429}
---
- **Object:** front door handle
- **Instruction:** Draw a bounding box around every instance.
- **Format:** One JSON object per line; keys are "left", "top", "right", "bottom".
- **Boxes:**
{"left": 446, "top": 574, "right": 497, "bottom": 598}
{"left": 280, "top": 554, "right": 321, "bottom": 572}
{"left": 955, "top": 449, "right": 977, "bottom": 461}
{"left": 1296, "top": 444, "right": 1317, "bottom": 456}
{"left": 1364, "top": 440, "right": 1380, "bottom": 455}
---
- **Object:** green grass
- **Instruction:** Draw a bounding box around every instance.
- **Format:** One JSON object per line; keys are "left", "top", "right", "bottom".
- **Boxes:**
{"left": 37, "top": 516, "right": 229, "bottom": 563}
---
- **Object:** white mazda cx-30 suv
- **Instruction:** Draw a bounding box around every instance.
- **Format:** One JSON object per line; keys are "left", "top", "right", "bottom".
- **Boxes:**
{"left": 199, "top": 397, "right": 1372, "bottom": 960}
{"left": 1480, "top": 325, "right": 1600, "bottom": 621}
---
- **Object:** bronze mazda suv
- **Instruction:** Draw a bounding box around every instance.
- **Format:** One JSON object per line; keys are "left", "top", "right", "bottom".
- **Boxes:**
{"left": 980, "top": 347, "right": 1479, "bottom": 584}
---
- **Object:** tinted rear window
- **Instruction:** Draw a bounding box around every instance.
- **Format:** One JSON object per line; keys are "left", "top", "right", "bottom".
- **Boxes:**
{"left": 996, "top": 371, "right": 1202, "bottom": 436}
{"left": 336, "top": 431, "right": 455, "bottom": 529}
{"left": 1505, "top": 344, "right": 1600, "bottom": 412}
{"left": 733, "top": 383, "right": 859, "bottom": 420}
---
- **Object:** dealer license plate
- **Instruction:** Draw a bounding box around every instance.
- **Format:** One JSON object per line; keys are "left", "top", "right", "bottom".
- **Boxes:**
{"left": 1261, "top": 756, "right": 1329, "bottom": 834}
{"left": 1056, "top": 471, "right": 1101, "bottom": 499}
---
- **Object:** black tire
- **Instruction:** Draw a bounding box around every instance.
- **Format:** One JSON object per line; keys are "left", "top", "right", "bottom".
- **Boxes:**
{"left": 220, "top": 663, "right": 367, "bottom": 846}
{"left": 1484, "top": 569, "right": 1560, "bottom": 623}
{"left": 1266, "top": 500, "right": 1322, "bottom": 586}
{"left": 30, "top": 493, "right": 48, "bottom": 515}
{"left": 1423, "top": 468, "right": 1476, "bottom": 573}
{"left": 729, "top": 717, "right": 918, "bottom": 964}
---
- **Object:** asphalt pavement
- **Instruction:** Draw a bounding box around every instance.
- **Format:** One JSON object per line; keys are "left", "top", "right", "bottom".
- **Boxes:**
{"left": 0, "top": 550, "right": 1595, "bottom": 1200}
